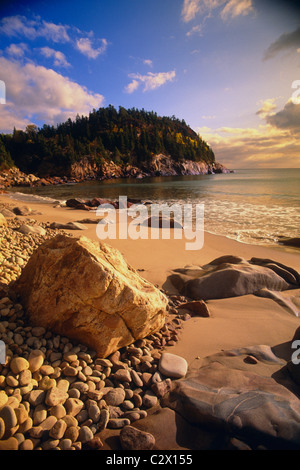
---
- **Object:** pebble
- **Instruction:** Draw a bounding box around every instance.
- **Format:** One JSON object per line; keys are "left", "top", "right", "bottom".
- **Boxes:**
{"left": 0, "top": 405, "right": 18, "bottom": 438}
{"left": 122, "top": 400, "right": 135, "bottom": 410}
{"left": 120, "top": 425, "right": 155, "bottom": 450}
{"left": 64, "top": 425, "right": 79, "bottom": 442}
{"left": 104, "top": 388, "right": 126, "bottom": 406}
{"left": 41, "top": 439, "right": 59, "bottom": 450}
{"left": 10, "top": 357, "right": 29, "bottom": 375}
{"left": 0, "top": 418, "right": 5, "bottom": 439}
{"left": 59, "top": 438, "right": 73, "bottom": 450}
{"left": 113, "top": 369, "right": 131, "bottom": 383}
{"left": 33, "top": 405, "right": 47, "bottom": 426}
{"left": 28, "top": 390, "right": 45, "bottom": 407}
{"left": 130, "top": 369, "right": 144, "bottom": 387}
{"left": 65, "top": 398, "right": 84, "bottom": 416}
{"left": 28, "top": 350, "right": 45, "bottom": 373}
{"left": 19, "top": 439, "right": 34, "bottom": 450}
{"left": 87, "top": 436, "right": 103, "bottom": 449}
{"left": 78, "top": 425, "right": 94, "bottom": 443}
{"left": 49, "top": 419, "right": 67, "bottom": 439}
{"left": 15, "top": 406, "right": 28, "bottom": 425}
{"left": 98, "top": 409, "right": 110, "bottom": 431}
{"left": 19, "top": 369, "right": 32, "bottom": 387}
{"left": 0, "top": 208, "right": 186, "bottom": 451}
{"left": 0, "top": 437, "right": 19, "bottom": 450}
{"left": 142, "top": 390, "right": 158, "bottom": 409}
{"left": 158, "top": 352, "right": 188, "bottom": 379}
{"left": 49, "top": 404, "right": 66, "bottom": 419}
{"left": 0, "top": 391, "right": 8, "bottom": 408}
{"left": 29, "top": 415, "right": 57, "bottom": 439}
{"left": 108, "top": 418, "right": 131, "bottom": 429}
{"left": 45, "top": 387, "right": 68, "bottom": 407}
{"left": 133, "top": 393, "right": 143, "bottom": 408}
{"left": 87, "top": 401, "right": 100, "bottom": 423}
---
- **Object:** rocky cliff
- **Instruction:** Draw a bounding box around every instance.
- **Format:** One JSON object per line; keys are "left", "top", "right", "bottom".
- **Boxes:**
{"left": 70, "top": 154, "right": 230, "bottom": 182}
{"left": 0, "top": 154, "right": 230, "bottom": 190}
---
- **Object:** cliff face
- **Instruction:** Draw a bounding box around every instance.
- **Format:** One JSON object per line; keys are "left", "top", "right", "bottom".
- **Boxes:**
{"left": 70, "top": 154, "right": 230, "bottom": 181}
{"left": 147, "top": 154, "right": 229, "bottom": 176}
{"left": 0, "top": 155, "right": 229, "bottom": 189}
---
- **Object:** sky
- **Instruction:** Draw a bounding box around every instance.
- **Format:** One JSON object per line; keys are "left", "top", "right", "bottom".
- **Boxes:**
{"left": 0, "top": 0, "right": 300, "bottom": 168}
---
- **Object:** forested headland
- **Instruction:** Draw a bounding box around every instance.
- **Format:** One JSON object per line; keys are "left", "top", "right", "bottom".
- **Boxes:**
{"left": 0, "top": 106, "right": 215, "bottom": 176}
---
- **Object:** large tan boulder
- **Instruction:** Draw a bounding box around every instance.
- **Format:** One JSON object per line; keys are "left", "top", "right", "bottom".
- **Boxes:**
{"left": 0, "top": 213, "right": 7, "bottom": 226}
{"left": 14, "top": 234, "right": 168, "bottom": 357}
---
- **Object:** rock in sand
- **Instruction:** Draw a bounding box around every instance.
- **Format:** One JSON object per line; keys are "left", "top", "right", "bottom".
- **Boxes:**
{"left": 14, "top": 234, "right": 168, "bottom": 358}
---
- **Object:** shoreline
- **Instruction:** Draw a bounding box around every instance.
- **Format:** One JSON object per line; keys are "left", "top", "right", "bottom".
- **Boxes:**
{"left": 1, "top": 191, "right": 299, "bottom": 362}
{"left": 2, "top": 188, "right": 300, "bottom": 256}
{"left": 1, "top": 190, "right": 300, "bottom": 450}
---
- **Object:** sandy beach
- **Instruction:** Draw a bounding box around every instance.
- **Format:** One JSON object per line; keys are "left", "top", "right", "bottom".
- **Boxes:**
{"left": 1, "top": 191, "right": 299, "bottom": 365}
{"left": 1, "top": 190, "right": 300, "bottom": 451}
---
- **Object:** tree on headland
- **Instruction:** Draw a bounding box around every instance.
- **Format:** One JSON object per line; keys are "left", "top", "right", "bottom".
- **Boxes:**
{"left": 0, "top": 106, "right": 215, "bottom": 175}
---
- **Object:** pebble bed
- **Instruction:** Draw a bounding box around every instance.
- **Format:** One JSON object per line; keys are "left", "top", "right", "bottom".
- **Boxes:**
{"left": 0, "top": 203, "right": 188, "bottom": 450}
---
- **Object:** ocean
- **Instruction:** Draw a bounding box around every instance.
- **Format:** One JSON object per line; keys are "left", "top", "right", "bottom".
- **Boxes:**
{"left": 7, "top": 168, "right": 300, "bottom": 247}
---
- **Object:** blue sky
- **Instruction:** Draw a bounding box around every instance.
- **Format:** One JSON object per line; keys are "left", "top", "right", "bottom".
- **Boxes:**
{"left": 0, "top": 0, "right": 300, "bottom": 168}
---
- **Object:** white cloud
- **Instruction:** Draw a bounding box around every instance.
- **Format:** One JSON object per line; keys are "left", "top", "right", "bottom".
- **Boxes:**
{"left": 196, "top": 99, "right": 300, "bottom": 168}
{"left": 197, "top": 123, "right": 300, "bottom": 168}
{"left": 39, "top": 21, "right": 70, "bottom": 43}
{"left": 256, "top": 98, "right": 277, "bottom": 119}
{"left": 5, "top": 42, "right": 28, "bottom": 57}
{"left": 0, "top": 15, "right": 38, "bottom": 39}
{"left": 124, "top": 79, "right": 140, "bottom": 94}
{"left": 181, "top": 0, "right": 203, "bottom": 22}
{"left": 0, "top": 56, "right": 104, "bottom": 132}
{"left": 0, "top": 15, "right": 70, "bottom": 42}
{"left": 181, "top": 0, "right": 254, "bottom": 23}
{"left": 76, "top": 37, "right": 108, "bottom": 59}
{"left": 39, "top": 47, "right": 70, "bottom": 68}
{"left": 0, "top": 15, "right": 109, "bottom": 61}
{"left": 186, "top": 24, "right": 203, "bottom": 36}
{"left": 143, "top": 59, "right": 153, "bottom": 67}
{"left": 125, "top": 71, "right": 176, "bottom": 93}
{"left": 220, "top": 0, "right": 254, "bottom": 21}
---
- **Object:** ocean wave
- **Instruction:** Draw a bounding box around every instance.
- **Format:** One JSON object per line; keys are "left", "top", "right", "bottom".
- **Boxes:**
{"left": 6, "top": 191, "right": 66, "bottom": 205}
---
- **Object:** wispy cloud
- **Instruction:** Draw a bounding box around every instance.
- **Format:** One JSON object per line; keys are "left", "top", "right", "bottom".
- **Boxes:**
{"left": 5, "top": 42, "right": 28, "bottom": 57}
{"left": 143, "top": 59, "right": 153, "bottom": 67}
{"left": 186, "top": 24, "right": 203, "bottom": 36}
{"left": 182, "top": 0, "right": 254, "bottom": 36}
{"left": 256, "top": 98, "right": 277, "bottom": 119}
{"left": 124, "top": 79, "right": 140, "bottom": 94}
{"left": 196, "top": 98, "right": 300, "bottom": 168}
{"left": 125, "top": 70, "right": 176, "bottom": 93}
{"left": 220, "top": 0, "right": 254, "bottom": 21}
{"left": 0, "top": 15, "right": 70, "bottom": 42}
{"left": 39, "top": 47, "right": 71, "bottom": 68}
{"left": 264, "top": 26, "right": 300, "bottom": 60}
{"left": 0, "top": 14, "right": 109, "bottom": 61}
{"left": 75, "top": 37, "right": 108, "bottom": 59}
{"left": 181, "top": 0, "right": 203, "bottom": 22}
